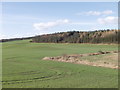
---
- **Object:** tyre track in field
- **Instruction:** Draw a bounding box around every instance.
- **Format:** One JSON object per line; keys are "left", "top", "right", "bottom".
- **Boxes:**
{"left": 2, "top": 68, "right": 74, "bottom": 85}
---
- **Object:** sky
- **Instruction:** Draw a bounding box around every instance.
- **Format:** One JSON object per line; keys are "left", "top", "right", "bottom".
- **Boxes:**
{"left": 1, "top": 2, "right": 118, "bottom": 39}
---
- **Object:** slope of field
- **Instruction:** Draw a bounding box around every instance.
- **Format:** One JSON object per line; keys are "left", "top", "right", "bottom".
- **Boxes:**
{"left": 2, "top": 40, "right": 118, "bottom": 88}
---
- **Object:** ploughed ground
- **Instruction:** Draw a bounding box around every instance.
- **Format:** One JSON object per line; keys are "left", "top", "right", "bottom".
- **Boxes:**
{"left": 43, "top": 51, "right": 119, "bottom": 69}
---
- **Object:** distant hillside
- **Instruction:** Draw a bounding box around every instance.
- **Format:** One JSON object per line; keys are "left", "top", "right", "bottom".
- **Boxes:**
{"left": 32, "top": 29, "right": 119, "bottom": 44}
{"left": 0, "top": 37, "right": 33, "bottom": 42}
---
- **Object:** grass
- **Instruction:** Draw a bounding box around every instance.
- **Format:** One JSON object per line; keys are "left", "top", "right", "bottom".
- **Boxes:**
{"left": 2, "top": 40, "right": 118, "bottom": 88}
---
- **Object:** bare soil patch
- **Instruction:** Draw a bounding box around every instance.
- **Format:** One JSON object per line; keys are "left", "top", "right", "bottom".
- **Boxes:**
{"left": 43, "top": 51, "right": 119, "bottom": 69}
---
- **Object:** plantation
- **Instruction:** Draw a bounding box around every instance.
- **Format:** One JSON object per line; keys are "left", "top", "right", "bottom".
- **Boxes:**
{"left": 2, "top": 40, "right": 118, "bottom": 88}
{"left": 32, "top": 30, "right": 119, "bottom": 44}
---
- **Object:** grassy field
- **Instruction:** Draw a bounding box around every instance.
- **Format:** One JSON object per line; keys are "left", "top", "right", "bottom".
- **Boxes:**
{"left": 2, "top": 40, "right": 118, "bottom": 88}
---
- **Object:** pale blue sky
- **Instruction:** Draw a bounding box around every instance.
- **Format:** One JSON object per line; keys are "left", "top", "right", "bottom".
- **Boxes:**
{"left": 1, "top": 2, "right": 118, "bottom": 39}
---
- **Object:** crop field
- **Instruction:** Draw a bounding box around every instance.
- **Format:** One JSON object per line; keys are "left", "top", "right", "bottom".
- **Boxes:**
{"left": 2, "top": 40, "right": 118, "bottom": 88}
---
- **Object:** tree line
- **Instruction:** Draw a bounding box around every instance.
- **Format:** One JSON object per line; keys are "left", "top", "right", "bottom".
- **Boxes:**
{"left": 32, "top": 29, "right": 119, "bottom": 44}
{"left": 0, "top": 37, "right": 33, "bottom": 42}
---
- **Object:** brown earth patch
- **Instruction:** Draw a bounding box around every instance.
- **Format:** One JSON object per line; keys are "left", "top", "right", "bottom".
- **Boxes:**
{"left": 43, "top": 51, "right": 119, "bottom": 69}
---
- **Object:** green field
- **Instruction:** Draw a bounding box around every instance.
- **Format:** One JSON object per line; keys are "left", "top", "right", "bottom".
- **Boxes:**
{"left": 2, "top": 40, "right": 118, "bottom": 88}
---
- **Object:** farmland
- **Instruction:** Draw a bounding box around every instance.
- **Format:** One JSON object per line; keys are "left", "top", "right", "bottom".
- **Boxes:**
{"left": 2, "top": 40, "right": 118, "bottom": 88}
